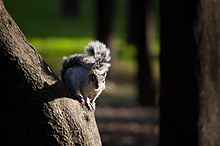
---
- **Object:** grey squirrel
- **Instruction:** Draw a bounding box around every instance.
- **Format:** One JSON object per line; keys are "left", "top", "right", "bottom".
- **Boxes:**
{"left": 60, "top": 41, "right": 111, "bottom": 110}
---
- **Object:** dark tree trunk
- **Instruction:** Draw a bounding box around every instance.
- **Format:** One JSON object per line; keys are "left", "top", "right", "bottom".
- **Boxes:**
{"left": 127, "top": 0, "right": 156, "bottom": 106}
{"left": 160, "top": 0, "right": 220, "bottom": 146}
{"left": 95, "top": 0, "right": 116, "bottom": 79}
{"left": 127, "top": 0, "right": 154, "bottom": 44}
{"left": 0, "top": 1, "right": 101, "bottom": 145}
{"left": 61, "top": 0, "right": 79, "bottom": 17}
{"left": 95, "top": 0, "right": 115, "bottom": 49}
{"left": 160, "top": 1, "right": 199, "bottom": 145}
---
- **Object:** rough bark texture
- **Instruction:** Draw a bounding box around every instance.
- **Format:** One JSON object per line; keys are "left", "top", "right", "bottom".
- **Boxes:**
{"left": 44, "top": 99, "right": 102, "bottom": 146}
{"left": 196, "top": 1, "right": 220, "bottom": 146}
{"left": 0, "top": 1, "right": 101, "bottom": 145}
{"left": 160, "top": 0, "right": 220, "bottom": 146}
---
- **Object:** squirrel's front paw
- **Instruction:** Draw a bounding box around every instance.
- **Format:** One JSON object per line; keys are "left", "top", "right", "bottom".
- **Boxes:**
{"left": 79, "top": 97, "right": 85, "bottom": 103}
{"left": 91, "top": 102, "right": 96, "bottom": 110}
{"left": 85, "top": 99, "right": 95, "bottom": 111}
{"left": 72, "top": 94, "right": 84, "bottom": 103}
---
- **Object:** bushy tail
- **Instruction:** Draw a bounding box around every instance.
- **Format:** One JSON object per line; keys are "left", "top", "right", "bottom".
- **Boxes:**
{"left": 85, "top": 41, "right": 111, "bottom": 72}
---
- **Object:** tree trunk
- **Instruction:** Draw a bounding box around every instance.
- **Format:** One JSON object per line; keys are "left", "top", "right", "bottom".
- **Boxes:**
{"left": 95, "top": 0, "right": 116, "bottom": 80}
{"left": 0, "top": 1, "right": 101, "bottom": 145}
{"left": 196, "top": 1, "right": 220, "bottom": 145}
{"left": 160, "top": 1, "right": 199, "bottom": 145}
{"left": 127, "top": 0, "right": 156, "bottom": 106}
{"left": 160, "top": 0, "right": 220, "bottom": 146}
{"left": 61, "top": 0, "right": 79, "bottom": 17}
{"left": 95, "top": 0, "right": 115, "bottom": 50}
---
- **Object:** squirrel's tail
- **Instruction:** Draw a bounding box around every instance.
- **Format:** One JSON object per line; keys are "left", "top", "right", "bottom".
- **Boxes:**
{"left": 85, "top": 41, "right": 111, "bottom": 72}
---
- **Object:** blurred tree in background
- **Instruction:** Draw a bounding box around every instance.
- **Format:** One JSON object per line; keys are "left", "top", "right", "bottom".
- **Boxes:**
{"left": 95, "top": 0, "right": 117, "bottom": 80}
{"left": 61, "top": 0, "right": 80, "bottom": 17}
{"left": 95, "top": 0, "right": 157, "bottom": 106}
{"left": 95, "top": 0, "right": 116, "bottom": 52}
{"left": 127, "top": 0, "right": 156, "bottom": 106}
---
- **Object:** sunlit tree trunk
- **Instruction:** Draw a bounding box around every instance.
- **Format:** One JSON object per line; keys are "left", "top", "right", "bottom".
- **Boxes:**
{"left": 0, "top": 1, "right": 101, "bottom": 145}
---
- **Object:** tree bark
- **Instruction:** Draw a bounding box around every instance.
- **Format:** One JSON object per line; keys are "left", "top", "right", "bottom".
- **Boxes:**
{"left": 0, "top": 1, "right": 101, "bottom": 145}
{"left": 196, "top": 1, "right": 220, "bottom": 145}
{"left": 160, "top": 0, "right": 220, "bottom": 146}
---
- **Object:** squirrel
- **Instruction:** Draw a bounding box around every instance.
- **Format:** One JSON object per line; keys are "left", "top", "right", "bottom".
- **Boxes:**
{"left": 60, "top": 41, "right": 111, "bottom": 110}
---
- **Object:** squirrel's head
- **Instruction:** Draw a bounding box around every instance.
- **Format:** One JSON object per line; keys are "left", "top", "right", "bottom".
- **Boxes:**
{"left": 89, "top": 69, "right": 107, "bottom": 90}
